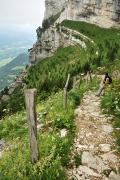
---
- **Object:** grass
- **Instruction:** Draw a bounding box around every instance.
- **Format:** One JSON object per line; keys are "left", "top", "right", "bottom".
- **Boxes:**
{"left": 61, "top": 19, "right": 120, "bottom": 154}
{"left": 25, "top": 46, "right": 92, "bottom": 99}
{"left": 0, "top": 45, "right": 92, "bottom": 118}
{"left": 0, "top": 89, "right": 75, "bottom": 179}
{"left": 74, "top": 153, "right": 82, "bottom": 168}
{"left": 61, "top": 20, "right": 120, "bottom": 43}
{"left": 0, "top": 91, "right": 74, "bottom": 179}
{"left": 101, "top": 61, "right": 120, "bottom": 152}
{"left": 61, "top": 20, "right": 120, "bottom": 65}
{"left": 0, "top": 76, "right": 98, "bottom": 179}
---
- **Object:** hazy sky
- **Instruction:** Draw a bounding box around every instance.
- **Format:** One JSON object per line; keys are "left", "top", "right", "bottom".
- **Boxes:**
{"left": 0, "top": 0, "right": 45, "bottom": 28}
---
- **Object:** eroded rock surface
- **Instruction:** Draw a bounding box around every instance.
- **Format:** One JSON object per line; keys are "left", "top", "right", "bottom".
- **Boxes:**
{"left": 45, "top": 0, "right": 120, "bottom": 27}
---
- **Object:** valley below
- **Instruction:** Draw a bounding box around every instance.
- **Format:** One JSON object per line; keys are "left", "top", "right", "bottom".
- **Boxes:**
{"left": 0, "top": 30, "right": 35, "bottom": 90}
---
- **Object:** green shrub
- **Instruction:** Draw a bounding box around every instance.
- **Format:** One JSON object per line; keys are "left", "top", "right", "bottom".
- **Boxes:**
{"left": 69, "top": 90, "right": 81, "bottom": 106}
{"left": 62, "top": 20, "right": 120, "bottom": 66}
{"left": 74, "top": 153, "right": 82, "bottom": 167}
{"left": 101, "top": 64, "right": 120, "bottom": 152}
{"left": 101, "top": 88, "right": 120, "bottom": 117}
{"left": 0, "top": 90, "right": 76, "bottom": 179}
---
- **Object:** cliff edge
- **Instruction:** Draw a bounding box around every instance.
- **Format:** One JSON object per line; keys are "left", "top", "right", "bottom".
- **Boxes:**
{"left": 29, "top": 0, "right": 120, "bottom": 64}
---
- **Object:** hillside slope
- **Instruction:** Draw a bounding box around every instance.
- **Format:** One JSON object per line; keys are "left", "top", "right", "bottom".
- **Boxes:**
{"left": 0, "top": 21, "right": 120, "bottom": 179}
{"left": 0, "top": 20, "right": 120, "bottom": 118}
{"left": 0, "top": 53, "right": 28, "bottom": 90}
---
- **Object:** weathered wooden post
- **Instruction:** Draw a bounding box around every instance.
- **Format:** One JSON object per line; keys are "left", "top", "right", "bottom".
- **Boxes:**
{"left": 25, "top": 89, "right": 39, "bottom": 164}
{"left": 86, "top": 71, "right": 89, "bottom": 84}
{"left": 73, "top": 76, "right": 77, "bottom": 89}
{"left": 86, "top": 71, "right": 92, "bottom": 84}
{"left": 89, "top": 70, "right": 92, "bottom": 82}
{"left": 78, "top": 74, "right": 82, "bottom": 88}
{"left": 63, "top": 74, "right": 70, "bottom": 111}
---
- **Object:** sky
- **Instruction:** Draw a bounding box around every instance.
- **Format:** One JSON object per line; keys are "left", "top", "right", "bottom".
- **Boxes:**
{"left": 0, "top": 0, "right": 45, "bottom": 30}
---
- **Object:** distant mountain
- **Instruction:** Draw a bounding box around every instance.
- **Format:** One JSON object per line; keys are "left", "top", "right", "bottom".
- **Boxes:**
{"left": 0, "top": 53, "right": 29, "bottom": 90}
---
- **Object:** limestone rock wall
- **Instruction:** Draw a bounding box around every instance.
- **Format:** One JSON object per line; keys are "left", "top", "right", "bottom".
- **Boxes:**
{"left": 44, "top": 0, "right": 67, "bottom": 20}
{"left": 29, "top": 26, "right": 64, "bottom": 64}
{"left": 57, "top": 0, "right": 120, "bottom": 27}
{"left": 29, "top": 25, "right": 78, "bottom": 64}
{"left": 44, "top": 0, "right": 120, "bottom": 27}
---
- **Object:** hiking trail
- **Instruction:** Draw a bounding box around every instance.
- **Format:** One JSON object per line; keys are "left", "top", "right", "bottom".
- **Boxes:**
{"left": 67, "top": 91, "right": 120, "bottom": 180}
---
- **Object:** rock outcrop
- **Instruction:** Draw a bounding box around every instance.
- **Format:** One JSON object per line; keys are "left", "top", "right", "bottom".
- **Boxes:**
{"left": 29, "top": 0, "right": 120, "bottom": 64}
{"left": 44, "top": 0, "right": 67, "bottom": 20}
{"left": 29, "top": 25, "right": 89, "bottom": 64}
{"left": 45, "top": 0, "right": 120, "bottom": 26}
{"left": 29, "top": 25, "right": 63, "bottom": 64}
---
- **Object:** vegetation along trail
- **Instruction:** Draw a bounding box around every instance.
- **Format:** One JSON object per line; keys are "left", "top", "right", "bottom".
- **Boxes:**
{"left": 67, "top": 91, "right": 120, "bottom": 180}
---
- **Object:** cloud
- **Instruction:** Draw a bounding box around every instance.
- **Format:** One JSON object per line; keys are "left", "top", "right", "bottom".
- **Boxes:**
{"left": 0, "top": 0, "right": 45, "bottom": 26}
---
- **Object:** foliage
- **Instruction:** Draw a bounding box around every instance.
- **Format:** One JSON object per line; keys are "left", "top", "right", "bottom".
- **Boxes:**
{"left": 24, "top": 46, "right": 91, "bottom": 100}
{"left": 0, "top": 45, "right": 90, "bottom": 119}
{"left": 101, "top": 86, "right": 120, "bottom": 151}
{"left": 62, "top": 20, "right": 120, "bottom": 67}
{"left": 74, "top": 153, "right": 82, "bottom": 167}
{"left": 61, "top": 20, "right": 120, "bottom": 44}
{"left": 0, "top": 85, "right": 25, "bottom": 119}
{"left": 0, "top": 112, "right": 27, "bottom": 140}
{"left": 69, "top": 89, "right": 81, "bottom": 107}
{"left": 37, "top": 11, "right": 62, "bottom": 35}
{"left": 101, "top": 61, "right": 120, "bottom": 151}
{"left": 61, "top": 19, "right": 120, "bottom": 135}
{"left": 1, "top": 21, "right": 120, "bottom": 118}
{"left": 0, "top": 76, "right": 95, "bottom": 179}
{"left": 0, "top": 90, "right": 75, "bottom": 179}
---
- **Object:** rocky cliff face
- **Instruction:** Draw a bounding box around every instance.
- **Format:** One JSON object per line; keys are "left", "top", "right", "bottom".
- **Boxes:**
{"left": 57, "top": 0, "right": 120, "bottom": 26}
{"left": 44, "top": 0, "right": 67, "bottom": 20}
{"left": 45, "top": 0, "right": 120, "bottom": 26}
{"left": 29, "top": 0, "right": 120, "bottom": 64}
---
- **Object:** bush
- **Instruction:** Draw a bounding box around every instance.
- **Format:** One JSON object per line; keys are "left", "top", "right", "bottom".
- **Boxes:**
{"left": 101, "top": 71, "right": 120, "bottom": 152}
{"left": 74, "top": 153, "right": 82, "bottom": 167}
{"left": 69, "top": 90, "right": 81, "bottom": 107}
{"left": 0, "top": 90, "right": 77, "bottom": 179}
{"left": 101, "top": 88, "right": 120, "bottom": 117}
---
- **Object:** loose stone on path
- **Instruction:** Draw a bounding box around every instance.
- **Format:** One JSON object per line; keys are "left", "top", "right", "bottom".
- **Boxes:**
{"left": 67, "top": 91, "right": 120, "bottom": 180}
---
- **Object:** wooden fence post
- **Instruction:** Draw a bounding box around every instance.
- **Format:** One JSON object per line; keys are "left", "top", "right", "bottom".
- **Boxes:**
{"left": 79, "top": 74, "right": 82, "bottom": 87}
{"left": 63, "top": 74, "right": 70, "bottom": 111}
{"left": 89, "top": 71, "right": 92, "bottom": 82}
{"left": 25, "top": 89, "right": 39, "bottom": 164}
{"left": 73, "top": 76, "right": 77, "bottom": 89}
{"left": 86, "top": 71, "right": 92, "bottom": 84}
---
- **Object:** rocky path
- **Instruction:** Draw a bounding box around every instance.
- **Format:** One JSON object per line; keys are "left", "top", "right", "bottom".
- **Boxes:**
{"left": 67, "top": 91, "right": 120, "bottom": 180}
